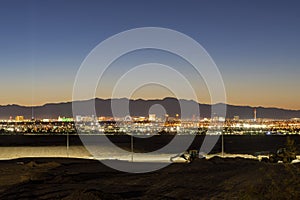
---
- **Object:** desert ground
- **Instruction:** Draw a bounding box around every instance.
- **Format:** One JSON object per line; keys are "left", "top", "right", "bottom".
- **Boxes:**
{"left": 0, "top": 135, "right": 299, "bottom": 199}
{"left": 0, "top": 157, "right": 299, "bottom": 200}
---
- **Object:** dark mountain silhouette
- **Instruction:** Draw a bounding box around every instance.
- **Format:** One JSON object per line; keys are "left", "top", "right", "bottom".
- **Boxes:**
{"left": 0, "top": 98, "right": 300, "bottom": 119}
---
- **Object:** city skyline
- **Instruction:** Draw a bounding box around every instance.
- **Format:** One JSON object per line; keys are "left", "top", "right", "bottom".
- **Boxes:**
{"left": 1, "top": 0, "right": 300, "bottom": 109}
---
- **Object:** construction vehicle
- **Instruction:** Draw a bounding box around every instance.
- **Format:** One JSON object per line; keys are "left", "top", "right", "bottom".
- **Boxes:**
{"left": 259, "top": 137, "right": 298, "bottom": 163}
{"left": 268, "top": 147, "right": 296, "bottom": 163}
{"left": 170, "top": 150, "right": 200, "bottom": 163}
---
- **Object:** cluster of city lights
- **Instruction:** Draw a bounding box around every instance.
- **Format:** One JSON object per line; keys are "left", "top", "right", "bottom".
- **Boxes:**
{"left": 1, "top": 113, "right": 300, "bottom": 135}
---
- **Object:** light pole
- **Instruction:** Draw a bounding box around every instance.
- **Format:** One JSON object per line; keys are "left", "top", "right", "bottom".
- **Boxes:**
{"left": 67, "top": 131, "right": 69, "bottom": 157}
{"left": 221, "top": 130, "right": 224, "bottom": 157}
{"left": 131, "top": 132, "right": 133, "bottom": 162}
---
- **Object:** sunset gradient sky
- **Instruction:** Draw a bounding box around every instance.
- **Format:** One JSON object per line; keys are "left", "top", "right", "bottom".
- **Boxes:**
{"left": 0, "top": 0, "right": 300, "bottom": 109}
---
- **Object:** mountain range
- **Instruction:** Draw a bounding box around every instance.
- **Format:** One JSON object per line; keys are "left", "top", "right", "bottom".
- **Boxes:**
{"left": 0, "top": 98, "right": 300, "bottom": 120}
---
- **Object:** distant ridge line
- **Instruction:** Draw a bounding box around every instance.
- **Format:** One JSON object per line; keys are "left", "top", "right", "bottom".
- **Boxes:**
{"left": 0, "top": 97, "right": 300, "bottom": 120}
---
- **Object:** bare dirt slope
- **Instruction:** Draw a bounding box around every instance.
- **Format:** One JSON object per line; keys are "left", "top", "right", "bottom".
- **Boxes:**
{"left": 0, "top": 157, "right": 299, "bottom": 200}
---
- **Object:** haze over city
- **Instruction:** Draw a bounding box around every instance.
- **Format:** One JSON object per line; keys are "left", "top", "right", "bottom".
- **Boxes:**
{"left": 1, "top": 0, "right": 300, "bottom": 109}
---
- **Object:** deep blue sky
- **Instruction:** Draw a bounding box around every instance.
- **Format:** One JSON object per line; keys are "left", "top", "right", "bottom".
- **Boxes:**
{"left": 0, "top": 0, "right": 300, "bottom": 109}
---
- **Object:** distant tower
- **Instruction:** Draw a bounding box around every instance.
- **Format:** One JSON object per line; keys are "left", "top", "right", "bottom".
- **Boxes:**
{"left": 31, "top": 106, "right": 34, "bottom": 121}
{"left": 165, "top": 114, "right": 169, "bottom": 122}
{"left": 254, "top": 108, "right": 257, "bottom": 122}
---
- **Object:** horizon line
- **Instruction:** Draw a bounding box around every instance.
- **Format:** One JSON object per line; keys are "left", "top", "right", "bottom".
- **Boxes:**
{"left": 1, "top": 97, "right": 300, "bottom": 112}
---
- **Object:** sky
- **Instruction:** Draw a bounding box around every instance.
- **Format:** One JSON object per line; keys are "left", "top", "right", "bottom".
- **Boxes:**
{"left": 0, "top": 0, "right": 300, "bottom": 109}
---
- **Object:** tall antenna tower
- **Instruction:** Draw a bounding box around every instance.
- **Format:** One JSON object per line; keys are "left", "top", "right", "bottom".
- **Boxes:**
{"left": 254, "top": 108, "right": 257, "bottom": 122}
{"left": 31, "top": 106, "right": 34, "bottom": 121}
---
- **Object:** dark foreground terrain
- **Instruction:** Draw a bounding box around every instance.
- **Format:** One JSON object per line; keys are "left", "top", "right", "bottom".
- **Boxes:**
{"left": 0, "top": 157, "right": 299, "bottom": 200}
{"left": 1, "top": 135, "right": 300, "bottom": 155}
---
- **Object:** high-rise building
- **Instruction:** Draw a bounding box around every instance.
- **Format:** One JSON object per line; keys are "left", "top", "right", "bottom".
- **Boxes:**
{"left": 233, "top": 116, "right": 240, "bottom": 121}
{"left": 149, "top": 114, "right": 156, "bottom": 121}
{"left": 15, "top": 116, "right": 24, "bottom": 121}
